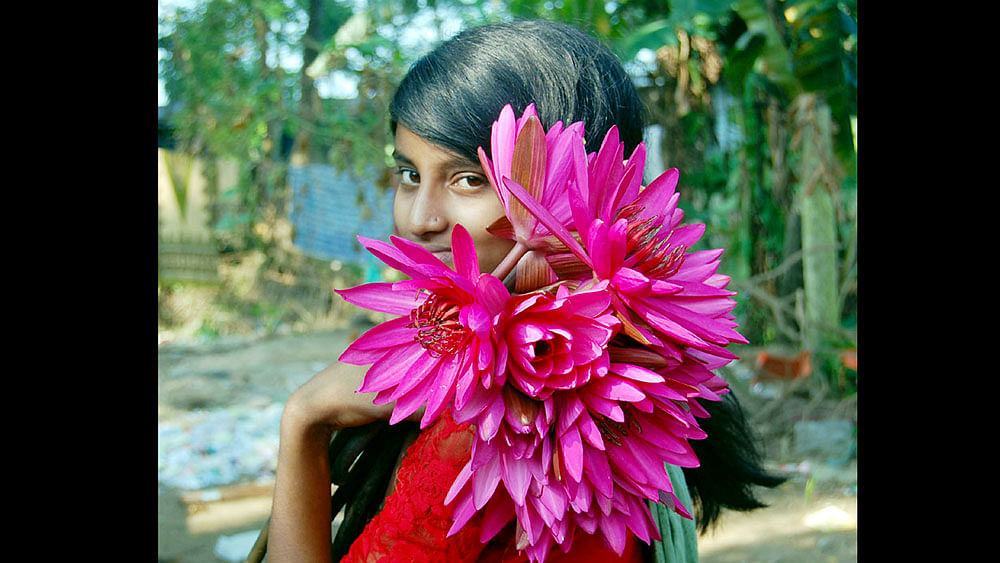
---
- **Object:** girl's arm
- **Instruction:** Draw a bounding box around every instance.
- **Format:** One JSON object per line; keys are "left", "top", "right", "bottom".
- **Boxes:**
{"left": 266, "top": 361, "right": 396, "bottom": 562}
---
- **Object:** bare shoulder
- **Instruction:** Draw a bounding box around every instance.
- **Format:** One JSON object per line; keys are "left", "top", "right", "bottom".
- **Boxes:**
{"left": 283, "top": 360, "right": 391, "bottom": 433}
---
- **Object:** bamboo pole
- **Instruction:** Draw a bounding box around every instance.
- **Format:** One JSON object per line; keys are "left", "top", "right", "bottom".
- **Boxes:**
{"left": 246, "top": 517, "right": 269, "bottom": 563}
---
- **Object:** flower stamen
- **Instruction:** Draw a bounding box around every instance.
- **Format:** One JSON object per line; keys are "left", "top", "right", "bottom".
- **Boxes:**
{"left": 407, "top": 294, "right": 471, "bottom": 357}
{"left": 617, "top": 204, "right": 687, "bottom": 278}
{"left": 595, "top": 416, "right": 627, "bottom": 447}
{"left": 595, "top": 405, "right": 643, "bottom": 447}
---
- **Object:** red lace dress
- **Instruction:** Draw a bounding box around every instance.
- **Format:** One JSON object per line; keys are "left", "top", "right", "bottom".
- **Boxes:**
{"left": 342, "top": 411, "right": 644, "bottom": 563}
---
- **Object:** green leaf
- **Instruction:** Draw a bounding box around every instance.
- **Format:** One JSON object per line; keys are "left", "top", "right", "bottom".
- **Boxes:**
{"left": 671, "top": 0, "right": 736, "bottom": 22}
{"left": 616, "top": 19, "right": 677, "bottom": 62}
{"left": 616, "top": 0, "right": 737, "bottom": 61}
{"left": 723, "top": 32, "right": 765, "bottom": 97}
{"left": 732, "top": 0, "right": 799, "bottom": 97}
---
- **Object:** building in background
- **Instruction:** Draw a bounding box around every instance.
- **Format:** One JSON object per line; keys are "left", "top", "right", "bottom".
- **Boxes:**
{"left": 287, "top": 164, "right": 394, "bottom": 269}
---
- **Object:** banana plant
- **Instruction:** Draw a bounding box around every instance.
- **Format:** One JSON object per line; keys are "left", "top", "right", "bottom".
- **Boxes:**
{"left": 726, "top": 0, "right": 857, "bottom": 354}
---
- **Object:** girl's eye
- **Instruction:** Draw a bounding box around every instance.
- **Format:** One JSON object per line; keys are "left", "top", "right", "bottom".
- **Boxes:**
{"left": 396, "top": 168, "right": 420, "bottom": 186}
{"left": 453, "top": 175, "right": 486, "bottom": 191}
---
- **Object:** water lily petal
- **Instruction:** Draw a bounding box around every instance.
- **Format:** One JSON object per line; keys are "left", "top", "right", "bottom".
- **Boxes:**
{"left": 501, "top": 452, "right": 532, "bottom": 506}
{"left": 602, "top": 164, "right": 639, "bottom": 225}
{"left": 461, "top": 302, "right": 492, "bottom": 335}
{"left": 645, "top": 298, "right": 747, "bottom": 345}
{"left": 444, "top": 460, "right": 474, "bottom": 506}
{"left": 450, "top": 224, "right": 480, "bottom": 280}
{"left": 490, "top": 105, "right": 517, "bottom": 201}
{"left": 568, "top": 140, "right": 593, "bottom": 234}
{"left": 356, "top": 343, "right": 430, "bottom": 394}
{"left": 587, "top": 220, "right": 611, "bottom": 278}
{"left": 577, "top": 412, "right": 605, "bottom": 451}
{"left": 611, "top": 267, "right": 651, "bottom": 296}
{"left": 480, "top": 491, "right": 516, "bottom": 543}
{"left": 421, "top": 351, "right": 464, "bottom": 427}
{"left": 599, "top": 510, "right": 627, "bottom": 555}
{"left": 579, "top": 390, "right": 624, "bottom": 422}
{"left": 514, "top": 250, "right": 559, "bottom": 293}
{"left": 509, "top": 115, "right": 548, "bottom": 227}
{"left": 384, "top": 350, "right": 442, "bottom": 401}
{"left": 485, "top": 214, "right": 515, "bottom": 240}
{"left": 389, "top": 380, "right": 432, "bottom": 425}
{"left": 589, "top": 375, "right": 646, "bottom": 403}
{"left": 335, "top": 282, "right": 423, "bottom": 316}
{"left": 633, "top": 168, "right": 679, "bottom": 219}
{"left": 608, "top": 362, "right": 665, "bottom": 384}
{"left": 476, "top": 274, "right": 511, "bottom": 314}
{"left": 479, "top": 392, "right": 507, "bottom": 442}
{"left": 356, "top": 235, "right": 425, "bottom": 277}
{"left": 339, "top": 316, "right": 417, "bottom": 365}
{"left": 630, "top": 299, "right": 709, "bottom": 349}
{"left": 588, "top": 126, "right": 623, "bottom": 222}
{"left": 446, "top": 486, "right": 479, "bottom": 538}
{"left": 502, "top": 177, "right": 592, "bottom": 268}
{"left": 474, "top": 453, "right": 504, "bottom": 510}
{"left": 560, "top": 424, "right": 584, "bottom": 483}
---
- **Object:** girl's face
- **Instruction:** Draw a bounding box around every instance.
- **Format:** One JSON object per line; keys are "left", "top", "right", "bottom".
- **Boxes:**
{"left": 392, "top": 125, "right": 515, "bottom": 275}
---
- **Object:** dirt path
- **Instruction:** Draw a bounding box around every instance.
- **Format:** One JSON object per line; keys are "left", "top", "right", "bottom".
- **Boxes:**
{"left": 157, "top": 329, "right": 857, "bottom": 562}
{"left": 698, "top": 485, "right": 857, "bottom": 562}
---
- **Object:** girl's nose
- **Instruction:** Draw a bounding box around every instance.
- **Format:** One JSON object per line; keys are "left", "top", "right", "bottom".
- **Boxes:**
{"left": 406, "top": 186, "right": 447, "bottom": 238}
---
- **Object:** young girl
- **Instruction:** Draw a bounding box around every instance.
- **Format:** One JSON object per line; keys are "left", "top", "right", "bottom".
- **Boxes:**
{"left": 267, "top": 19, "right": 782, "bottom": 563}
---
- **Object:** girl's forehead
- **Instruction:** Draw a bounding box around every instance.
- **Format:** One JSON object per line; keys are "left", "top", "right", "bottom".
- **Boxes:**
{"left": 394, "top": 126, "right": 479, "bottom": 168}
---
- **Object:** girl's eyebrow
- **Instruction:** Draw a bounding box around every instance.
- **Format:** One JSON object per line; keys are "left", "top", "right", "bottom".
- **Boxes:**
{"left": 391, "top": 149, "right": 482, "bottom": 172}
{"left": 391, "top": 150, "right": 413, "bottom": 166}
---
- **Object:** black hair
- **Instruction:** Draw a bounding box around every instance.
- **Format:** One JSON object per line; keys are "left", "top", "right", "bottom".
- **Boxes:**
{"left": 388, "top": 17, "right": 784, "bottom": 535}
{"left": 684, "top": 392, "right": 788, "bottom": 533}
{"left": 390, "top": 19, "right": 647, "bottom": 162}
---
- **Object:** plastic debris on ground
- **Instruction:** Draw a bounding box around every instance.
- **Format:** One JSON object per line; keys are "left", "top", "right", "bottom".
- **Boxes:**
{"left": 158, "top": 401, "right": 284, "bottom": 491}
{"left": 803, "top": 505, "right": 856, "bottom": 531}
{"left": 778, "top": 460, "right": 813, "bottom": 475}
{"left": 214, "top": 530, "right": 262, "bottom": 562}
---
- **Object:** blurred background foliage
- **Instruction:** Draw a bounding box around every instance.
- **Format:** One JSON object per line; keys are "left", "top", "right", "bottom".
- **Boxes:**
{"left": 158, "top": 0, "right": 857, "bottom": 399}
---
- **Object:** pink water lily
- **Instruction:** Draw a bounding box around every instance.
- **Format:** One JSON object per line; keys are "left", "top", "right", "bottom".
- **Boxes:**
{"left": 546, "top": 350, "right": 713, "bottom": 553}
{"left": 443, "top": 283, "right": 623, "bottom": 559}
{"left": 501, "top": 125, "right": 748, "bottom": 362}
{"left": 336, "top": 224, "right": 510, "bottom": 429}
{"left": 440, "top": 282, "right": 724, "bottom": 561}
{"left": 443, "top": 341, "right": 716, "bottom": 562}
{"left": 478, "top": 104, "right": 585, "bottom": 291}
{"left": 608, "top": 342, "right": 731, "bottom": 419}
{"left": 496, "top": 283, "right": 618, "bottom": 400}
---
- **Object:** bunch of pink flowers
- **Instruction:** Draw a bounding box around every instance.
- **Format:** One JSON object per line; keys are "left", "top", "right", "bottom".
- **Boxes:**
{"left": 337, "top": 104, "right": 746, "bottom": 562}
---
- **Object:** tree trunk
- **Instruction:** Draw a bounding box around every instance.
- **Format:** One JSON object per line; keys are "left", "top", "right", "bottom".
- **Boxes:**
{"left": 731, "top": 101, "right": 753, "bottom": 283}
{"left": 291, "top": 0, "right": 326, "bottom": 166}
{"left": 792, "top": 93, "right": 842, "bottom": 351}
{"left": 252, "top": 6, "right": 283, "bottom": 180}
{"left": 768, "top": 99, "right": 802, "bottom": 326}
{"left": 249, "top": 2, "right": 290, "bottom": 246}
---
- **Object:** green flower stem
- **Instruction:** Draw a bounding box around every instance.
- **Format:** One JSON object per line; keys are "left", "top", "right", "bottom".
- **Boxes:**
{"left": 490, "top": 241, "right": 528, "bottom": 283}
